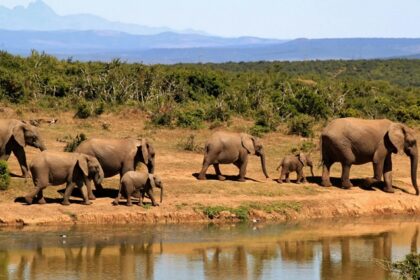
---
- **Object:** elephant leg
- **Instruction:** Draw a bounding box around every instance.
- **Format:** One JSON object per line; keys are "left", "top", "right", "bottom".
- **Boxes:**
{"left": 112, "top": 192, "right": 122, "bottom": 206}
{"left": 296, "top": 170, "right": 303, "bottom": 184}
{"left": 278, "top": 167, "right": 286, "bottom": 183}
{"left": 138, "top": 192, "right": 144, "bottom": 206}
{"left": 383, "top": 154, "right": 394, "bottom": 193}
{"left": 198, "top": 158, "right": 211, "bottom": 180}
{"left": 62, "top": 182, "right": 76, "bottom": 205}
{"left": 146, "top": 189, "right": 159, "bottom": 206}
{"left": 341, "top": 163, "right": 353, "bottom": 189}
{"left": 78, "top": 180, "right": 92, "bottom": 205}
{"left": 237, "top": 159, "right": 248, "bottom": 182}
{"left": 299, "top": 169, "right": 307, "bottom": 183}
{"left": 322, "top": 161, "right": 333, "bottom": 187}
{"left": 85, "top": 179, "right": 96, "bottom": 200}
{"left": 213, "top": 164, "right": 226, "bottom": 181}
{"left": 25, "top": 184, "right": 46, "bottom": 205}
{"left": 126, "top": 193, "right": 133, "bottom": 206}
{"left": 12, "top": 146, "right": 30, "bottom": 178}
{"left": 37, "top": 189, "right": 46, "bottom": 204}
{"left": 285, "top": 173, "right": 291, "bottom": 183}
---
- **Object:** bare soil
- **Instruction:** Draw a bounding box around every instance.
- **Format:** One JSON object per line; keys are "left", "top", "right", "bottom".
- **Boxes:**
{"left": 0, "top": 107, "right": 419, "bottom": 226}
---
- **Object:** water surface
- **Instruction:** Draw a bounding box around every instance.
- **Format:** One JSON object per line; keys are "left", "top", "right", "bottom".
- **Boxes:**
{"left": 0, "top": 218, "right": 418, "bottom": 280}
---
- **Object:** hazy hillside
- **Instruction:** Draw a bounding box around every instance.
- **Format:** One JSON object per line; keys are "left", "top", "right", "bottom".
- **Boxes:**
{"left": 2, "top": 30, "right": 419, "bottom": 63}
{"left": 0, "top": 0, "right": 177, "bottom": 35}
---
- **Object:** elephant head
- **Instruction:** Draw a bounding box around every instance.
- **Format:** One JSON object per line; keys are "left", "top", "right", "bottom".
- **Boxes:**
{"left": 298, "top": 153, "right": 315, "bottom": 177}
{"left": 149, "top": 174, "right": 163, "bottom": 203}
{"left": 136, "top": 139, "right": 155, "bottom": 174}
{"left": 387, "top": 123, "right": 418, "bottom": 195}
{"left": 78, "top": 155, "right": 104, "bottom": 186}
{"left": 8, "top": 122, "right": 47, "bottom": 151}
{"left": 241, "top": 134, "right": 269, "bottom": 178}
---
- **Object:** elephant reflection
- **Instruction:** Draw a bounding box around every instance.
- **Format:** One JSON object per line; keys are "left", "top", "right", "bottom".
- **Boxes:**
{"left": 278, "top": 240, "right": 314, "bottom": 263}
{"left": 2, "top": 234, "right": 160, "bottom": 280}
{"left": 197, "top": 245, "right": 278, "bottom": 280}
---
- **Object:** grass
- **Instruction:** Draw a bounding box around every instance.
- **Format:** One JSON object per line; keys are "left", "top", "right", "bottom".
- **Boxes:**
{"left": 196, "top": 201, "right": 302, "bottom": 221}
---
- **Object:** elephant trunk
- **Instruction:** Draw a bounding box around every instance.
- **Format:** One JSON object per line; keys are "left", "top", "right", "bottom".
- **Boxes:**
{"left": 409, "top": 150, "right": 419, "bottom": 195}
{"left": 259, "top": 152, "right": 269, "bottom": 178}
{"left": 310, "top": 165, "right": 315, "bottom": 178}
{"left": 37, "top": 140, "right": 47, "bottom": 151}
{"left": 95, "top": 168, "right": 104, "bottom": 185}
{"left": 148, "top": 157, "right": 155, "bottom": 174}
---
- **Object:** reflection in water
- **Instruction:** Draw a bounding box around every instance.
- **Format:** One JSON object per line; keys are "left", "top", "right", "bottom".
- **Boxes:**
{"left": 0, "top": 219, "right": 418, "bottom": 280}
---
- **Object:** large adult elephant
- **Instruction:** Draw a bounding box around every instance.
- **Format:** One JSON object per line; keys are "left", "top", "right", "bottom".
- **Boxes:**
{"left": 0, "top": 119, "right": 47, "bottom": 177}
{"left": 198, "top": 131, "right": 269, "bottom": 181}
{"left": 75, "top": 138, "right": 155, "bottom": 199}
{"left": 321, "top": 118, "right": 418, "bottom": 195}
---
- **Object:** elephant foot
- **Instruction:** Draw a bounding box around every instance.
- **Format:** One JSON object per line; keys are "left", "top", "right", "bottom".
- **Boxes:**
{"left": 82, "top": 201, "right": 92, "bottom": 206}
{"left": 277, "top": 179, "right": 283, "bottom": 184}
{"left": 217, "top": 175, "right": 226, "bottom": 181}
{"left": 37, "top": 197, "right": 46, "bottom": 205}
{"left": 341, "top": 181, "right": 353, "bottom": 189}
{"left": 88, "top": 195, "right": 96, "bottom": 200}
{"left": 152, "top": 203, "right": 160, "bottom": 207}
{"left": 61, "top": 200, "right": 71, "bottom": 206}
{"left": 383, "top": 186, "right": 395, "bottom": 193}
{"left": 137, "top": 202, "right": 143, "bottom": 206}
{"left": 126, "top": 202, "right": 133, "bottom": 207}
{"left": 285, "top": 179, "right": 291, "bottom": 184}
{"left": 24, "top": 196, "right": 33, "bottom": 205}
{"left": 238, "top": 178, "right": 246, "bottom": 182}
{"left": 321, "top": 180, "right": 332, "bottom": 187}
{"left": 197, "top": 174, "right": 207, "bottom": 180}
{"left": 112, "top": 200, "right": 119, "bottom": 206}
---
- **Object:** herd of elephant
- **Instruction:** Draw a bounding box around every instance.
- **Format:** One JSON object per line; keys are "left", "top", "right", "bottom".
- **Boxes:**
{"left": 0, "top": 117, "right": 418, "bottom": 207}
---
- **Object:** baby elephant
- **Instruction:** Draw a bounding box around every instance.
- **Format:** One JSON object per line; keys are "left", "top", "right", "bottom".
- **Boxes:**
{"left": 113, "top": 171, "right": 163, "bottom": 207}
{"left": 277, "top": 153, "right": 314, "bottom": 184}
{"left": 25, "top": 151, "right": 104, "bottom": 205}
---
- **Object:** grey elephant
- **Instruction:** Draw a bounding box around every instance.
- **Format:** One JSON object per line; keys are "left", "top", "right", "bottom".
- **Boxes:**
{"left": 112, "top": 171, "right": 163, "bottom": 206}
{"left": 321, "top": 118, "right": 418, "bottom": 195}
{"left": 277, "top": 153, "right": 315, "bottom": 183}
{"left": 75, "top": 138, "right": 155, "bottom": 199}
{"left": 25, "top": 151, "right": 104, "bottom": 205}
{"left": 0, "top": 119, "right": 46, "bottom": 177}
{"left": 198, "top": 131, "right": 269, "bottom": 182}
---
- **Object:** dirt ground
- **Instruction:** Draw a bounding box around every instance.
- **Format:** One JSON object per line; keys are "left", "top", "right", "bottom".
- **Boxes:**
{"left": 0, "top": 107, "right": 419, "bottom": 226}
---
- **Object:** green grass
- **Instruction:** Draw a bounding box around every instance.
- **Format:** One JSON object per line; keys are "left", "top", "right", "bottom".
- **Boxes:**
{"left": 196, "top": 201, "right": 302, "bottom": 221}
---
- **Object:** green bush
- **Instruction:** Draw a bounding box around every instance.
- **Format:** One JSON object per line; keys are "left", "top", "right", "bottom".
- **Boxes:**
{"left": 176, "top": 106, "right": 205, "bottom": 129}
{"left": 290, "top": 140, "right": 317, "bottom": 154}
{"left": 391, "top": 253, "right": 419, "bottom": 280}
{"left": 75, "top": 102, "right": 92, "bottom": 119}
{"left": 0, "top": 161, "right": 11, "bottom": 191}
{"left": 63, "top": 133, "right": 87, "bottom": 152}
{"left": 94, "top": 102, "right": 105, "bottom": 116}
{"left": 288, "top": 114, "right": 315, "bottom": 137}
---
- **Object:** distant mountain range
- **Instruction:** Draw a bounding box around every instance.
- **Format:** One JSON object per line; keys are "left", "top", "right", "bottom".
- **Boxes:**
{"left": 1, "top": 1, "right": 420, "bottom": 63}
{"left": 0, "top": 0, "right": 199, "bottom": 35}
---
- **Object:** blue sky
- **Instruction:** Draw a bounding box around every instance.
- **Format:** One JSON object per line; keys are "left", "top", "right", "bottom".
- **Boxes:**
{"left": 1, "top": 0, "right": 420, "bottom": 39}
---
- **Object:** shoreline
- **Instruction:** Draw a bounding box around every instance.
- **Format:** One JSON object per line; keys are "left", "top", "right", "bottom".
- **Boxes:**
{"left": 1, "top": 189, "right": 419, "bottom": 226}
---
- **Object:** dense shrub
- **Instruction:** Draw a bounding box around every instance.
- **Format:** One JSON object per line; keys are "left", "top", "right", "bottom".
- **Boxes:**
{"left": 63, "top": 133, "right": 87, "bottom": 152}
{"left": 0, "top": 161, "right": 11, "bottom": 191}
{"left": 0, "top": 52, "right": 419, "bottom": 128}
{"left": 288, "top": 114, "right": 315, "bottom": 137}
{"left": 391, "top": 253, "right": 419, "bottom": 280}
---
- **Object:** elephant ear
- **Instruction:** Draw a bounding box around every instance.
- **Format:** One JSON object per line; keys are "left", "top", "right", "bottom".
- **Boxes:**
{"left": 12, "top": 124, "right": 26, "bottom": 147}
{"left": 140, "top": 139, "right": 149, "bottom": 164}
{"left": 241, "top": 133, "right": 255, "bottom": 154}
{"left": 148, "top": 174, "right": 156, "bottom": 189}
{"left": 388, "top": 123, "right": 405, "bottom": 154}
{"left": 77, "top": 157, "right": 89, "bottom": 177}
{"left": 298, "top": 153, "right": 307, "bottom": 166}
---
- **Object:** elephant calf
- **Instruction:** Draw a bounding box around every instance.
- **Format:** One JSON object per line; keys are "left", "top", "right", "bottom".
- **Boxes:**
{"left": 25, "top": 151, "right": 104, "bottom": 205}
{"left": 276, "top": 153, "right": 314, "bottom": 184}
{"left": 112, "top": 171, "right": 163, "bottom": 207}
